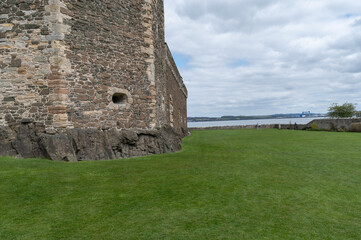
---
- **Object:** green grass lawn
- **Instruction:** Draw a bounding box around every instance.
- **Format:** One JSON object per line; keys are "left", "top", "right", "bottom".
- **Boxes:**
{"left": 1, "top": 129, "right": 361, "bottom": 240}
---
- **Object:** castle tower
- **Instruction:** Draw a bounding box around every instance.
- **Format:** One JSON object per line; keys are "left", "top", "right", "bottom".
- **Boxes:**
{"left": 0, "top": 0, "right": 188, "bottom": 161}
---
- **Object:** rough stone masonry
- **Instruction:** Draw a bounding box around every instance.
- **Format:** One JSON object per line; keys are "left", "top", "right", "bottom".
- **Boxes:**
{"left": 0, "top": 0, "right": 188, "bottom": 161}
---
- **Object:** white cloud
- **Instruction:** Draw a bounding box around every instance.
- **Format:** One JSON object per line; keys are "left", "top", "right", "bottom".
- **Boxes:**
{"left": 164, "top": 0, "right": 361, "bottom": 117}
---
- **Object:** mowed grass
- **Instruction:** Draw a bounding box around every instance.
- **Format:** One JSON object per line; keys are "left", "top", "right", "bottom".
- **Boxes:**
{"left": 1, "top": 129, "right": 361, "bottom": 240}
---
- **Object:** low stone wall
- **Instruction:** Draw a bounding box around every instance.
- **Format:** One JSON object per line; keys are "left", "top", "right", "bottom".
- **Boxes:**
{"left": 308, "top": 118, "right": 361, "bottom": 131}
{"left": 0, "top": 124, "right": 182, "bottom": 161}
{"left": 189, "top": 123, "right": 308, "bottom": 131}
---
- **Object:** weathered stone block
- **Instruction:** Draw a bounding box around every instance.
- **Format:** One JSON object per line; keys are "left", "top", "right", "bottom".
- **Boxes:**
{"left": 10, "top": 58, "right": 21, "bottom": 67}
{"left": 24, "top": 24, "right": 40, "bottom": 29}
{"left": 3, "top": 97, "right": 15, "bottom": 101}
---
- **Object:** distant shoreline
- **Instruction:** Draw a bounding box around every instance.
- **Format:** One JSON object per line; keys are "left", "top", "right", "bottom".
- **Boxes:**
{"left": 187, "top": 117, "right": 326, "bottom": 128}
{"left": 188, "top": 115, "right": 326, "bottom": 123}
{"left": 189, "top": 123, "right": 308, "bottom": 131}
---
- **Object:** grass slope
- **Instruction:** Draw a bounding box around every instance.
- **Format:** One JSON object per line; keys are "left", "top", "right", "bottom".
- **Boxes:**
{"left": 1, "top": 129, "right": 361, "bottom": 239}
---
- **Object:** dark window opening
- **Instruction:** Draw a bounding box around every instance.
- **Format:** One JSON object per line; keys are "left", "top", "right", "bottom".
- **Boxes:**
{"left": 112, "top": 93, "right": 127, "bottom": 104}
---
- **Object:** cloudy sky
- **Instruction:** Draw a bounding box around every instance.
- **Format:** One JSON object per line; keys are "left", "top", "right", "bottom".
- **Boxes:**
{"left": 164, "top": 0, "right": 361, "bottom": 117}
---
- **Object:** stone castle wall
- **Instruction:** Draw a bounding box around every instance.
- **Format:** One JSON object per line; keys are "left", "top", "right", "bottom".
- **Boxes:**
{"left": 60, "top": 0, "right": 161, "bottom": 130}
{"left": 165, "top": 44, "right": 188, "bottom": 135}
{"left": 0, "top": 0, "right": 188, "bottom": 161}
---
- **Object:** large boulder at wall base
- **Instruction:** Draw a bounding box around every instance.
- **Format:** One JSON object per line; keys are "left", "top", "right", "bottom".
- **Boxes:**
{"left": 0, "top": 123, "right": 183, "bottom": 161}
{"left": 349, "top": 122, "right": 361, "bottom": 132}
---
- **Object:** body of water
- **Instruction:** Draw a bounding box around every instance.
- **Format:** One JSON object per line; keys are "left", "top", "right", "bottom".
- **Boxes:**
{"left": 188, "top": 117, "right": 325, "bottom": 128}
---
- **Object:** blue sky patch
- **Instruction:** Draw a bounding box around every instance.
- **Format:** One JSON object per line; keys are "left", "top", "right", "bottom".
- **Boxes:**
{"left": 233, "top": 59, "right": 250, "bottom": 67}
{"left": 172, "top": 53, "right": 191, "bottom": 69}
{"left": 343, "top": 13, "right": 357, "bottom": 18}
